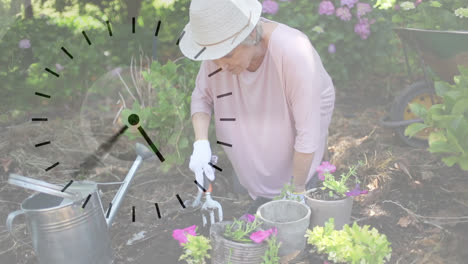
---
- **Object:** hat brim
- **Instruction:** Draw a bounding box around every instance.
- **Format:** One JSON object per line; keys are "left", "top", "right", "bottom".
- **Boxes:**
{"left": 179, "top": 2, "right": 262, "bottom": 61}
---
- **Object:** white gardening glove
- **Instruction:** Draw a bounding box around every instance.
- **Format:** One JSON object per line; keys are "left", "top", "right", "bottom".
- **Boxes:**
{"left": 189, "top": 140, "right": 215, "bottom": 192}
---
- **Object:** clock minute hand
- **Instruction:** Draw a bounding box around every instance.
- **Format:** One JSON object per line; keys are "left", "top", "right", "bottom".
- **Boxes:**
{"left": 71, "top": 125, "right": 129, "bottom": 179}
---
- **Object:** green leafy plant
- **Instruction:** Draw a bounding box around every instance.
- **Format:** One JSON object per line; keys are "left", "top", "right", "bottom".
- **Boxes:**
{"left": 121, "top": 58, "right": 201, "bottom": 172}
{"left": 391, "top": 0, "right": 468, "bottom": 30}
{"left": 261, "top": 235, "right": 281, "bottom": 264}
{"left": 224, "top": 215, "right": 264, "bottom": 243}
{"left": 179, "top": 235, "right": 212, "bottom": 264}
{"left": 405, "top": 66, "right": 468, "bottom": 171}
{"left": 305, "top": 218, "right": 392, "bottom": 264}
{"left": 272, "top": 183, "right": 303, "bottom": 202}
{"left": 318, "top": 161, "right": 366, "bottom": 199}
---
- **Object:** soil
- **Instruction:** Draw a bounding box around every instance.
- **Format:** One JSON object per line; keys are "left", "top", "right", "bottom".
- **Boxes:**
{"left": 1, "top": 78, "right": 468, "bottom": 264}
{"left": 306, "top": 188, "right": 348, "bottom": 201}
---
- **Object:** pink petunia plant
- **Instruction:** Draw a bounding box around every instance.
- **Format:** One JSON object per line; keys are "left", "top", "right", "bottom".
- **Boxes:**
{"left": 172, "top": 225, "right": 197, "bottom": 246}
{"left": 250, "top": 227, "right": 278, "bottom": 243}
{"left": 317, "top": 161, "right": 337, "bottom": 181}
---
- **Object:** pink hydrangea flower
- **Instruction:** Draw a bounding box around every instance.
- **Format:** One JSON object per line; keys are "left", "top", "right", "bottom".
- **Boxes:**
{"left": 336, "top": 7, "right": 352, "bottom": 21}
{"left": 414, "top": 0, "right": 423, "bottom": 7}
{"left": 316, "top": 161, "right": 336, "bottom": 181}
{"left": 356, "top": 2, "right": 372, "bottom": 17}
{"left": 340, "top": 0, "right": 358, "bottom": 8}
{"left": 240, "top": 214, "right": 255, "bottom": 223}
{"left": 328, "top": 43, "right": 336, "bottom": 54}
{"left": 354, "top": 18, "right": 375, "bottom": 39}
{"left": 19, "top": 39, "right": 31, "bottom": 49}
{"left": 172, "top": 225, "right": 197, "bottom": 246}
{"left": 250, "top": 227, "right": 277, "bottom": 243}
{"left": 394, "top": 4, "right": 401, "bottom": 10}
{"left": 319, "top": 1, "right": 335, "bottom": 16}
{"left": 262, "top": 0, "right": 279, "bottom": 15}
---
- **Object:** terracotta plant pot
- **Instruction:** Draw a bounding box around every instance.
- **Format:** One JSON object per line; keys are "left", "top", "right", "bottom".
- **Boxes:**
{"left": 209, "top": 221, "right": 267, "bottom": 264}
{"left": 305, "top": 189, "right": 353, "bottom": 230}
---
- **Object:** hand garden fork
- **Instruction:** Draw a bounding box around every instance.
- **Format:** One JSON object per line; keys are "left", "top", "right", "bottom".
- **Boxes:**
{"left": 200, "top": 155, "right": 223, "bottom": 226}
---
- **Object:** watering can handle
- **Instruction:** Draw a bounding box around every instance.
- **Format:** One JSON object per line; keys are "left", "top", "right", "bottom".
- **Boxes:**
{"left": 6, "top": 210, "right": 34, "bottom": 250}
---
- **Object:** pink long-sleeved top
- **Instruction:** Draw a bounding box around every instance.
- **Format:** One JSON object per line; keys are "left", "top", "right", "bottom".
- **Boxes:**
{"left": 190, "top": 17, "right": 335, "bottom": 199}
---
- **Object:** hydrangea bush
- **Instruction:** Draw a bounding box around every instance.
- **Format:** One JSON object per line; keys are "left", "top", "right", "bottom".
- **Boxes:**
{"left": 260, "top": 0, "right": 398, "bottom": 87}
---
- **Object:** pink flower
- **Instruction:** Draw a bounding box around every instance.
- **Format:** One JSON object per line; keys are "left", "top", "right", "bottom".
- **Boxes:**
{"left": 394, "top": 4, "right": 400, "bottom": 10}
{"left": 240, "top": 214, "right": 255, "bottom": 223}
{"left": 319, "top": 1, "right": 335, "bottom": 16}
{"left": 249, "top": 227, "right": 277, "bottom": 243}
{"left": 172, "top": 225, "right": 197, "bottom": 246}
{"left": 262, "top": 0, "right": 279, "bottom": 15}
{"left": 336, "top": 7, "right": 352, "bottom": 21}
{"left": 328, "top": 43, "right": 336, "bottom": 54}
{"left": 316, "top": 161, "right": 336, "bottom": 181}
{"left": 356, "top": 2, "right": 372, "bottom": 18}
{"left": 340, "top": 0, "right": 358, "bottom": 8}
{"left": 19, "top": 39, "right": 31, "bottom": 49}
{"left": 414, "top": 0, "right": 423, "bottom": 7}
{"left": 354, "top": 18, "right": 375, "bottom": 40}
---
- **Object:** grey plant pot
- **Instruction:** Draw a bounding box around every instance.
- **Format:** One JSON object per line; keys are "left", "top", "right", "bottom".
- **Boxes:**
{"left": 256, "top": 200, "right": 311, "bottom": 257}
{"left": 209, "top": 221, "right": 267, "bottom": 264}
{"left": 305, "top": 190, "right": 353, "bottom": 230}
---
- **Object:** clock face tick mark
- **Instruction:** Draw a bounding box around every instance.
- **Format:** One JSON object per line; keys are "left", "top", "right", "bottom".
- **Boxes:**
{"left": 35, "top": 141, "right": 51, "bottom": 147}
{"left": 194, "top": 180, "right": 207, "bottom": 192}
{"left": 32, "top": 118, "right": 48, "bottom": 121}
{"left": 61, "top": 180, "right": 73, "bottom": 192}
{"left": 155, "top": 203, "right": 161, "bottom": 219}
{"left": 106, "top": 20, "right": 113, "bottom": 36}
{"left": 216, "top": 140, "right": 232, "bottom": 147}
{"left": 220, "top": 118, "right": 235, "bottom": 121}
{"left": 45, "top": 162, "right": 59, "bottom": 172}
{"left": 132, "top": 206, "right": 136, "bottom": 222}
{"left": 106, "top": 202, "right": 113, "bottom": 218}
{"left": 45, "top": 68, "right": 59, "bottom": 77}
{"left": 155, "top": 20, "right": 161, "bottom": 37}
{"left": 216, "top": 92, "right": 232, "bottom": 98}
{"left": 132, "top": 17, "right": 136, "bottom": 33}
{"left": 176, "top": 194, "right": 186, "bottom": 209}
{"left": 194, "top": 47, "right": 206, "bottom": 59}
{"left": 35, "top": 92, "right": 51, "bottom": 98}
{"left": 176, "top": 31, "right": 185, "bottom": 46}
{"left": 61, "top": 47, "right": 74, "bottom": 59}
{"left": 209, "top": 68, "right": 222, "bottom": 77}
{"left": 82, "top": 31, "right": 92, "bottom": 45}
{"left": 82, "top": 194, "right": 92, "bottom": 209}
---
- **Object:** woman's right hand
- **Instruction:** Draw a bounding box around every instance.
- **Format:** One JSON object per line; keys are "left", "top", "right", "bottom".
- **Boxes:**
{"left": 189, "top": 140, "right": 215, "bottom": 191}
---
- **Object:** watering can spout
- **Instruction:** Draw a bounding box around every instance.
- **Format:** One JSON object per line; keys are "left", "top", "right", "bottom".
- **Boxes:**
{"left": 105, "top": 143, "right": 156, "bottom": 227}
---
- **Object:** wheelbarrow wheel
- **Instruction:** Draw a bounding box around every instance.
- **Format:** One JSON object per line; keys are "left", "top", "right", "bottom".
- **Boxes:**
{"left": 389, "top": 80, "right": 441, "bottom": 148}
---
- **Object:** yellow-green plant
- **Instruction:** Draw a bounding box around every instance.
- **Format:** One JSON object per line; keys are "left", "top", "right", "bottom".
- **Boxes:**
{"left": 405, "top": 66, "right": 468, "bottom": 170}
{"left": 179, "top": 235, "right": 212, "bottom": 264}
{"left": 305, "top": 218, "right": 392, "bottom": 264}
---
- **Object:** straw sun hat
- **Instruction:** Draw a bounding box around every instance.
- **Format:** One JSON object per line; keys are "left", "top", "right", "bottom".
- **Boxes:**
{"left": 178, "top": 0, "right": 263, "bottom": 61}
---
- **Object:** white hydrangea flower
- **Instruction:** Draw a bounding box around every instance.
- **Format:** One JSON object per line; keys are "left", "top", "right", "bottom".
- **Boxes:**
{"left": 400, "top": 1, "right": 416, "bottom": 10}
{"left": 454, "top": 8, "right": 468, "bottom": 18}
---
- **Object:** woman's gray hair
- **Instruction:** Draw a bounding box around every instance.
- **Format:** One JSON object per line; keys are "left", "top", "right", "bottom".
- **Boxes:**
{"left": 240, "top": 22, "right": 263, "bottom": 46}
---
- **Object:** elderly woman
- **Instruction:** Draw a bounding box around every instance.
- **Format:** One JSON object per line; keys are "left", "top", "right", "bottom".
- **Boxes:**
{"left": 179, "top": 0, "right": 335, "bottom": 213}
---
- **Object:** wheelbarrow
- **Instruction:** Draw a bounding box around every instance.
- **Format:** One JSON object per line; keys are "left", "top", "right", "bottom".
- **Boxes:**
{"left": 6, "top": 142, "right": 155, "bottom": 264}
{"left": 380, "top": 27, "right": 468, "bottom": 148}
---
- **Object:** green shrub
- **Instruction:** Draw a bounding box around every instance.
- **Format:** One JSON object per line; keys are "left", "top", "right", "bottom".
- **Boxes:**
{"left": 405, "top": 66, "right": 468, "bottom": 171}
{"left": 305, "top": 218, "right": 392, "bottom": 264}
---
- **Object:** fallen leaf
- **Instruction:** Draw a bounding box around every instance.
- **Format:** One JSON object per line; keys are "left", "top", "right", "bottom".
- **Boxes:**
{"left": 397, "top": 216, "right": 413, "bottom": 227}
{"left": 1, "top": 158, "right": 13, "bottom": 172}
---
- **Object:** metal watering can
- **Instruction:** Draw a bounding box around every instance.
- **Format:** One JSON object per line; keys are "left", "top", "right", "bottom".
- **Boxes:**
{"left": 6, "top": 142, "right": 155, "bottom": 264}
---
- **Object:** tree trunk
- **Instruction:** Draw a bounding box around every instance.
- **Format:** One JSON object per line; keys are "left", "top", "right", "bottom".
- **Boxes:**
{"left": 125, "top": 0, "right": 143, "bottom": 22}
{"left": 24, "top": 0, "right": 33, "bottom": 19}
